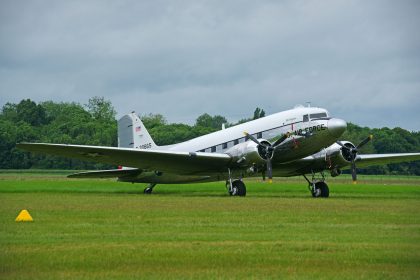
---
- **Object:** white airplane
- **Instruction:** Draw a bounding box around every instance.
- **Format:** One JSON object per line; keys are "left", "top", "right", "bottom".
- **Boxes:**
{"left": 17, "top": 105, "right": 420, "bottom": 197}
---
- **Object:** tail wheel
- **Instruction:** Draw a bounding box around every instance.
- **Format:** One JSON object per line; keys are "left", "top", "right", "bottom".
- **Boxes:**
{"left": 230, "top": 180, "right": 247, "bottom": 197}
{"left": 312, "top": 181, "right": 329, "bottom": 198}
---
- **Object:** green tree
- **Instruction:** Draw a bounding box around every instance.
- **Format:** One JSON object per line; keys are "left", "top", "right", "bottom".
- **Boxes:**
{"left": 85, "top": 96, "right": 116, "bottom": 122}
{"left": 16, "top": 99, "right": 47, "bottom": 126}
{"left": 195, "top": 113, "right": 227, "bottom": 130}
{"left": 151, "top": 123, "right": 196, "bottom": 145}
{"left": 253, "top": 107, "right": 266, "bottom": 120}
{"left": 0, "top": 99, "right": 118, "bottom": 170}
{"left": 141, "top": 114, "right": 167, "bottom": 129}
{"left": 1, "top": 103, "right": 18, "bottom": 122}
{"left": 341, "top": 123, "right": 420, "bottom": 175}
{"left": 1, "top": 98, "right": 419, "bottom": 174}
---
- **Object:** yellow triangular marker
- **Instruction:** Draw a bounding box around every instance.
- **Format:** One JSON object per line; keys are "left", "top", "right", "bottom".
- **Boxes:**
{"left": 268, "top": 179, "right": 273, "bottom": 184}
{"left": 15, "top": 210, "right": 33, "bottom": 222}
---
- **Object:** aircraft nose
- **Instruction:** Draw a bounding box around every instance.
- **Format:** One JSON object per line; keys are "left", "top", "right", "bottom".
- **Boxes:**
{"left": 328, "top": 118, "right": 347, "bottom": 137}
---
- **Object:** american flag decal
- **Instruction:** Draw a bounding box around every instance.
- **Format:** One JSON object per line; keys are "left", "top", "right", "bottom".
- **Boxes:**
{"left": 135, "top": 126, "right": 141, "bottom": 132}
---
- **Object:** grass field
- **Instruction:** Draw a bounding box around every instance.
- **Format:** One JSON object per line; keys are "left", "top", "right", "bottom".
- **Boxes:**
{"left": 1, "top": 171, "right": 419, "bottom": 279}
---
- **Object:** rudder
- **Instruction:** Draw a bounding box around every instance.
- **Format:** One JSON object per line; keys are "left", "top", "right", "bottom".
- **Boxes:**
{"left": 118, "top": 112, "right": 158, "bottom": 149}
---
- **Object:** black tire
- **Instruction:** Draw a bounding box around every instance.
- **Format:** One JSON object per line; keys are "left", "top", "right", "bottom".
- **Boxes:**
{"left": 232, "top": 180, "right": 246, "bottom": 197}
{"left": 319, "top": 182, "right": 329, "bottom": 198}
{"left": 313, "top": 182, "right": 329, "bottom": 198}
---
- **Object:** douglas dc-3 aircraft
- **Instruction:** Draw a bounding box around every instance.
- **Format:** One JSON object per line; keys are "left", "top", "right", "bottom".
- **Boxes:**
{"left": 18, "top": 105, "right": 420, "bottom": 197}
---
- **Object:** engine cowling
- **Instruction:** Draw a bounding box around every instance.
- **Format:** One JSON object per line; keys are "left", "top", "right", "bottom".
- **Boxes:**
{"left": 322, "top": 141, "right": 356, "bottom": 176}
{"left": 325, "top": 141, "right": 355, "bottom": 164}
{"left": 225, "top": 140, "right": 270, "bottom": 169}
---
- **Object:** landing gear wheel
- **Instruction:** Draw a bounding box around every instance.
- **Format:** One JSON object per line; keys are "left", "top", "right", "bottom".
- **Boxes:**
{"left": 229, "top": 180, "right": 246, "bottom": 197}
{"left": 311, "top": 181, "right": 329, "bottom": 198}
{"left": 144, "top": 187, "right": 153, "bottom": 194}
{"left": 143, "top": 183, "right": 156, "bottom": 194}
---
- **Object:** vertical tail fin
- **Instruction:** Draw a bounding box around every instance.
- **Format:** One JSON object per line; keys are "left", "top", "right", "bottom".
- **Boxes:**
{"left": 118, "top": 112, "right": 158, "bottom": 149}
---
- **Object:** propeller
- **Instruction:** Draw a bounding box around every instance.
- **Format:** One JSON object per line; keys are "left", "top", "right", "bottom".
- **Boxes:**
{"left": 336, "top": 135, "right": 373, "bottom": 183}
{"left": 244, "top": 132, "right": 290, "bottom": 183}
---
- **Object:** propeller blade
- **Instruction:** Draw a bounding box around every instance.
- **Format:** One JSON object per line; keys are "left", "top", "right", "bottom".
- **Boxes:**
{"left": 244, "top": 132, "right": 261, "bottom": 145}
{"left": 357, "top": 135, "right": 373, "bottom": 149}
{"left": 336, "top": 141, "right": 349, "bottom": 149}
{"left": 351, "top": 160, "right": 357, "bottom": 183}
{"left": 267, "top": 158, "right": 273, "bottom": 183}
{"left": 272, "top": 132, "right": 290, "bottom": 148}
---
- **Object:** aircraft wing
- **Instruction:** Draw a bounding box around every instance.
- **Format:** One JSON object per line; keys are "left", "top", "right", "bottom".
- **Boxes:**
{"left": 271, "top": 152, "right": 420, "bottom": 177}
{"left": 355, "top": 153, "right": 420, "bottom": 168}
{"left": 67, "top": 168, "right": 141, "bottom": 178}
{"left": 17, "top": 143, "right": 232, "bottom": 175}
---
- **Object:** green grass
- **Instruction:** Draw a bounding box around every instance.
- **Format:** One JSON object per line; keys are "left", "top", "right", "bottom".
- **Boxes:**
{"left": 0, "top": 172, "right": 420, "bottom": 279}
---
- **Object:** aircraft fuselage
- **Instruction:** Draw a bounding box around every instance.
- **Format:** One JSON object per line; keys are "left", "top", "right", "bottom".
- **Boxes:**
{"left": 168, "top": 106, "right": 346, "bottom": 164}
{"left": 120, "top": 106, "right": 347, "bottom": 183}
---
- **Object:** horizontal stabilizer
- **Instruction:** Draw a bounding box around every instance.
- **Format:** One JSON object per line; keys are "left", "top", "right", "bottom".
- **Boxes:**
{"left": 68, "top": 168, "right": 141, "bottom": 178}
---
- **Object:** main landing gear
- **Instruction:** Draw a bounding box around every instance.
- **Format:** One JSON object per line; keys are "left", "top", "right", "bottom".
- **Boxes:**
{"left": 226, "top": 180, "right": 246, "bottom": 196}
{"left": 226, "top": 168, "right": 247, "bottom": 196}
{"left": 303, "top": 172, "right": 329, "bottom": 198}
{"left": 144, "top": 183, "right": 156, "bottom": 194}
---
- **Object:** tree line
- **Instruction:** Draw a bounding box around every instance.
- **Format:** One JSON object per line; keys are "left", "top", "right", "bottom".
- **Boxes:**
{"left": 0, "top": 98, "right": 419, "bottom": 175}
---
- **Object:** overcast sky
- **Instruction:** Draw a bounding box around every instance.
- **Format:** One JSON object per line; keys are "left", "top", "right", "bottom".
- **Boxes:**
{"left": 1, "top": 0, "right": 419, "bottom": 130}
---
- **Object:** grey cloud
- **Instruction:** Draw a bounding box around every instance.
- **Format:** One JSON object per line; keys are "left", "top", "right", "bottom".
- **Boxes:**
{"left": 1, "top": 0, "right": 419, "bottom": 130}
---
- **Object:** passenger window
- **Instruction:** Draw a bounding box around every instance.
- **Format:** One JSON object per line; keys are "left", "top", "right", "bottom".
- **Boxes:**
{"left": 211, "top": 146, "right": 216, "bottom": 153}
{"left": 222, "top": 143, "right": 227, "bottom": 149}
{"left": 303, "top": 115, "right": 309, "bottom": 122}
{"left": 234, "top": 139, "right": 239, "bottom": 145}
{"left": 257, "top": 132, "right": 262, "bottom": 138}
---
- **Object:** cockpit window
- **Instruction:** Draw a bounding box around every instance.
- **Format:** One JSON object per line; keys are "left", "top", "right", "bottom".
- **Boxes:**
{"left": 309, "top": 113, "right": 327, "bottom": 119}
{"left": 303, "top": 115, "right": 309, "bottom": 122}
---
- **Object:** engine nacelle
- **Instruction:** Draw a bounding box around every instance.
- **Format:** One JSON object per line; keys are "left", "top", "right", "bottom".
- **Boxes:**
{"left": 225, "top": 140, "right": 269, "bottom": 169}
{"left": 317, "top": 141, "right": 357, "bottom": 177}
{"left": 324, "top": 141, "right": 356, "bottom": 165}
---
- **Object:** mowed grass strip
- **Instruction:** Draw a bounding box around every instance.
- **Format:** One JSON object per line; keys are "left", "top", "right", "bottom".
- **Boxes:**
{"left": 0, "top": 173, "right": 419, "bottom": 279}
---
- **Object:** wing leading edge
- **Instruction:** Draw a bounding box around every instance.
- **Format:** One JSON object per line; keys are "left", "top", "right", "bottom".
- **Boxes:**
{"left": 355, "top": 153, "right": 420, "bottom": 168}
